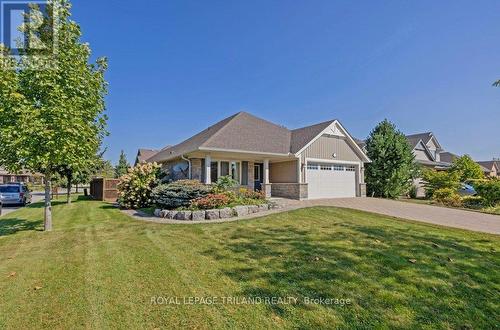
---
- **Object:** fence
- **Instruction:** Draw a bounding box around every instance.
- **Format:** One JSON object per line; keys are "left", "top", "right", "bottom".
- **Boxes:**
{"left": 90, "top": 178, "right": 120, "bottom": 202}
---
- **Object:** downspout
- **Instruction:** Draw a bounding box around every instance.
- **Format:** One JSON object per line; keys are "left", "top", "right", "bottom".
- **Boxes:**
{"left": 181, "top": 155, "right": 192, "bottom": 179}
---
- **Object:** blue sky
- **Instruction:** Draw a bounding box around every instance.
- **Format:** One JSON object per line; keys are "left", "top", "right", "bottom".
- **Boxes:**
{"left": 70, "top": 0, "right": 500, "bottom": 164}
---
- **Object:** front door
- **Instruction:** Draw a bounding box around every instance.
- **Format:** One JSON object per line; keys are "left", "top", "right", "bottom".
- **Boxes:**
{"left": 254, "top": 164, "right": 262, "bottom": 191}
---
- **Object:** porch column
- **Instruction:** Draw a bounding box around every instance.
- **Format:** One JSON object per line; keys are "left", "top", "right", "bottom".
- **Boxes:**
{"left": 204, "top": 155, "right": 211, "bottom": 184}
{"left": 264, "top": 159, "right": 270, "bottom": 184}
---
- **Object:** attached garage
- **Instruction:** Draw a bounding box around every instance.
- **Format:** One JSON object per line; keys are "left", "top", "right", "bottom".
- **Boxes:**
{"left": 306, "top": 162, "right": 357, "bottom": 199}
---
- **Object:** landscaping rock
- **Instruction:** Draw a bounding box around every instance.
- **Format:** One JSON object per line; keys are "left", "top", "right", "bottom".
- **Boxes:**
{"left": 248, "top": 205, "right": 259, "bottom": 213}
{"left": 219, "top": 208, "right": 234, "bottom": 219}
{"left": 205, "top": 209, "right": 220, "bottom": 220}
{"left": 159, "top": 210, "right": 169, "bottom": 218}
{"left": 258, "top": 204, "right": 269, "bottom": 212}
{"left": 154, "top": 209, "right": 162, "bottom": 217}
{"left": 165, "top": 211, "right": 177, "bottom": 219}
{"left": 233, "top": 205, "right": 249, "bottom": 217}
{"left": 175, "top": 211, "right": 192, "bottom": 221}
{"left": 192, "top": 210, "right": 205, "bottom": 221}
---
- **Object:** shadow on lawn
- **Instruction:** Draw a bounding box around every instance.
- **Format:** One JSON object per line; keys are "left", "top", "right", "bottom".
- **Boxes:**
{"left": 202, "top": 208, "right": 498, "bottom": 328}
{"left": 0, "top": 218, "right": 43, "bottom": 236}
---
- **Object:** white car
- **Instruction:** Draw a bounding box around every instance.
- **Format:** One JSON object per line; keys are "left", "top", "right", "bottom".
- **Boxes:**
{"left": 0, "top": 183, "right": 32, "bottom": 206}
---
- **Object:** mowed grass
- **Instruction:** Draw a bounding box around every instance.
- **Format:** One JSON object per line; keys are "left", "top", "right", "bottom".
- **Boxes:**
{"left": 0, "top": 197, "right": 499, "bottom": 329}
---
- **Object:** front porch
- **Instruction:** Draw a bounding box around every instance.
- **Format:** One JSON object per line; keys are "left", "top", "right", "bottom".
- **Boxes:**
{"left": 187, "top": 152, "right": 308, "bottom": 200}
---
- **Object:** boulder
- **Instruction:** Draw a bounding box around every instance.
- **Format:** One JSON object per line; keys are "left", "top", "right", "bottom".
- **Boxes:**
{"left": 205, "top": 209, "right": 220, "bottom": 220}
{"left": 248, "top": 205, "right": 259, "bottom": 213}
{"left": 154, "top": 209, "right": 162, "bottom": 217}
{"left": 192, "top": 210, "right": 205, "bottom": 221}
{"left": 219, "top": 207, "right": 234, "bottom": 219}
{"left": 175, "top": 211, "right": 192, "bottom": 221}
{"left": 159, "top": 210, "right": 169, "bottom": 218}
{"left": 233, "top": 205, "right": 249, "bottom": 217}
{"left": 258, "top": 204, "right": 269, "bottom": 212}
{"left": 165, "top": 211, "right": 177, "bottom": 219}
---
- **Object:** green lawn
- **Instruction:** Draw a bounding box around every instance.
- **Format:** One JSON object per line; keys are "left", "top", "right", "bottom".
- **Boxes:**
{"left": 1, "top": 197, "right": 499, "bottom": 329}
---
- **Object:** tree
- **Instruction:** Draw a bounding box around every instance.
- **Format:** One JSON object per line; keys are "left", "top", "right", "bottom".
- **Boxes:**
{"left": 365, "top": 120, "right": 419, "bottom": 198}
{"left": 422, "top": 169, "right": 461, "bottom": 199}
{"left": 115, "top": 150, "right": 130, "bottom": 178}
{"left": 449, "top": 155, "right": 484, "bottom": 182}
{"left": 0, "top": 0, "right": 108, "bottom": 231}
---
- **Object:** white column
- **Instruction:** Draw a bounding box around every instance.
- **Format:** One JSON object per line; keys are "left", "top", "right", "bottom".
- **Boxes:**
{"left": 204, "top": 155, "right": 211, "bottom": 184}
{"left": 296, "top": 158, "right": 302, "bottom": 183}
{"left": 264, "top": 159, "right": 270, "bottom": 184}
{"left": 360, "top": 163, "right": 365, "bottom": 184}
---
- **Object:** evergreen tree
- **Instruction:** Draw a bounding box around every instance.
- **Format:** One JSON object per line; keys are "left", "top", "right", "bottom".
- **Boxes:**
{"left": 115, "top": 150, "right": 130, "bottom": 178}
{"left": 365, "top": 120, "right": 419, "bottom": 198}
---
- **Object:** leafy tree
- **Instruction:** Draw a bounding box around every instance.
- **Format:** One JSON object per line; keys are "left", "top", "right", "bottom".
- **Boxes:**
{"left": 0, "top": 0, "right": 108, "bottom": 231}
{"left": 365, "top": 120, "right": 419, "bottom": 198}
{"left": 449, "top": 155, "right": 484, "bottom": 182}
{"left": 115, "top": 150, "right": 130, "bottom": 178}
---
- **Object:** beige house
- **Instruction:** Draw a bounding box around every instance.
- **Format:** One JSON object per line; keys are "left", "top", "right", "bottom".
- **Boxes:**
{"left": 476, "top": 161, "right": 499, "bottom": 177}
{"left": 142, "top": 112, "right": 370, "bottom": 200}
{"left": 0, "top": 167, "right": 43, "bottom": 184}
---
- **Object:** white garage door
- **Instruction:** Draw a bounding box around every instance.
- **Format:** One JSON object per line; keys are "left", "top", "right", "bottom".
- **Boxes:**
{"left": 307, "top": 163, "right": 357, "bottom": 199}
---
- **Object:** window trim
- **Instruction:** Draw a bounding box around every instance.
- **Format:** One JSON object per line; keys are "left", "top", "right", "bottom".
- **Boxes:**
{"left": 211, "top": 159, "right": 243, "bottom": 184}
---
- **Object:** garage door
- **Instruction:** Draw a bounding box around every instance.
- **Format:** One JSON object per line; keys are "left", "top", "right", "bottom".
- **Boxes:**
{"left": 307, "top": 163, "right": 357, "bottom": 199}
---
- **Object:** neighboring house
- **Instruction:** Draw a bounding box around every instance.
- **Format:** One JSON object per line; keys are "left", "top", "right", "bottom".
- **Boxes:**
{"left": 134, "top": 148, "right": 159, "bottom": 166}
{"left": 439, "top": 151, "right": 460, "bottom": 164}
{"left": 145, "top": 112, "right": 370, "bottom": 200}
{"left": 405, "top": 132, "right": 452, "bottom": 170}
{"left": 476, "top": 161, "right": 499, "bottom": 177}
{"left": 0, "top": 167, "right": 44, "bottom": 184}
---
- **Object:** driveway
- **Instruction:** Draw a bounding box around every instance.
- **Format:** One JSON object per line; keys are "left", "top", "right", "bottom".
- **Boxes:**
{"left": 0, "top": 192, "right": 45, "bottom": 217}
{"left": 286, "top": 198, "right": 500, "bottom": 235}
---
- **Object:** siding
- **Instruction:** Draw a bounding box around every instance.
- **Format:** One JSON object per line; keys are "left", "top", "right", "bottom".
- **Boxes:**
{"left": 300, "top": 135, "right": 363, "bottom": 162}
{"left": 270, "top": 160, "right": 298, "bottom": 183}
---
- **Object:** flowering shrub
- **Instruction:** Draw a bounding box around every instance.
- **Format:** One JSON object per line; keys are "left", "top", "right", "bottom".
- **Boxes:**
{"left": 152, "top": 180, "right": 211, "bottom": 209}
{"left": 191, "top": 194, "right": 230, "bottom": 210}
{"left": 238, "top": 188, "right": 265, "bottom": 200}
{"left": 117, "top": 162, "right": 161, "bottom": 209}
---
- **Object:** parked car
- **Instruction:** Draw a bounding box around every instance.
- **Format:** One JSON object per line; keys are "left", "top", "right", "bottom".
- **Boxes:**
{"left": 457, "top": 183, "right": 477, "bottom": 196}
{"left": 0, "top": 183, "right": 32, "bottom": 206}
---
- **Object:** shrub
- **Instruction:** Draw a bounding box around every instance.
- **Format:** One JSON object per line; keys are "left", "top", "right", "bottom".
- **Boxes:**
{"left": 238, "top": 188, "right": 266, "bottom": 200}
{"left": 474, "top": 180, "right": 500, "bottom": 207}
{"left": 462, "top": 196, "right": 483, "bottom": 209}
{"left": 408, "top": 185, "right": 418, "bottom": 199}
{"left": 432, "top": 188, "right": 463, "bottom": 208}
{"left": 191, "top": 194, "right": 230, "bottom": 210}
{"left": 117, "top": 162, "right": 161, "bottom": 209}
{"left": 212, "top": 175, "right": 239, "bottom": 193}
{"left": 422, "top": 169, "right": 460, "bottom": 199}
{"left": 152, "top": 180, "right": 211, "bottom": 209}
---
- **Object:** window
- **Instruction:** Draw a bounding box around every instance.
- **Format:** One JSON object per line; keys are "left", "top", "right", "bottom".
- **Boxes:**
{"left": 307, "top": 163, "right": 319, "bottom": 170}
{"left": 333, "top": 165, "right": 344, "bottom": 171}
{"left": 346, "top": 165, "right": 356, "bottom": 172}
{"left": 320, "top": 165, "right": 332, "bottom": 171}
{"left": 210, "top": 162, "right": 218, "bottom": 183}
{"left": 220, "top": 161, "right": 230, "bottom": 177}
{"left": 231, "top": 161, "right": 240, "bottom": 182}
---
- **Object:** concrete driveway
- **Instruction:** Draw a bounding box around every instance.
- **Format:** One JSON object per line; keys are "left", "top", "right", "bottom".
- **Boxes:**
{"left": 0, "top": 192, "right": 45, "bottom": 217}
{"left": 286, "top": 198, "right": 500, "bottom": 235}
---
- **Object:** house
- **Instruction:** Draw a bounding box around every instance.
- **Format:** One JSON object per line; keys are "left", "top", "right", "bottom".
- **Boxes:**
{"left": 476, "top": 161, "right": 499, "bottom": 177}
{"left": 134, "top": 149, "right": 159, "bottom": 166}
{"left": 145, "top": 112, "right": 370, "bottom": 200}
{"left": 0, "top": 167, "right": 44, "bottom": 184}
{"left": 439, "top": 151, "right": 460, "bottom": 164}
{"left": 405, "top": 132, "right": 452, "bottom": 170}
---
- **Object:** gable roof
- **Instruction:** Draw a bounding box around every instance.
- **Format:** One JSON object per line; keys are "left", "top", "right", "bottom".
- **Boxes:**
{"left": 439, "top": 151, "right": 460, "bottom": 164}
{"left": 406, "top": 132, "right": 442, "bottom": 150}
{"left": 136, "top": 149, "right": 159, "bottom": 164}
{"left": 476, "top": 161, "right": 499, "bottom": 172}
{"left": 147, "top": 112, "right": 369, "bottom": 163}
{"left": 290, "top": 120, "right": 335, "bottom": 154}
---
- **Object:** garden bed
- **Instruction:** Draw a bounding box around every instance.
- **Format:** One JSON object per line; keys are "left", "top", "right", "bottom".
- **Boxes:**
{"left": 153, "top": 203, "right": 277, "bottom": 221}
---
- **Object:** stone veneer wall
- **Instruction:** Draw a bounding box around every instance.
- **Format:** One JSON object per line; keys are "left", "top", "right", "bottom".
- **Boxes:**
{"left": 359, "top": 183, "right": 367, "bottom": 197}
{"left": 271, "top": 183, "right": 308, "bottom": 200}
